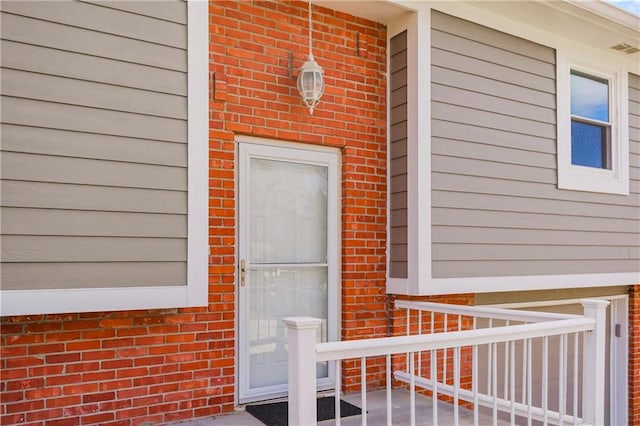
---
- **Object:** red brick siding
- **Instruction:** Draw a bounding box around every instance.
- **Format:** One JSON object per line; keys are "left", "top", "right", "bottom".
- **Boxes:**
{"left": 629, "top": 285, "right": 640, "bottom": 425}
{"left": 1, "top": 1, "right": 389, "bottom": 424}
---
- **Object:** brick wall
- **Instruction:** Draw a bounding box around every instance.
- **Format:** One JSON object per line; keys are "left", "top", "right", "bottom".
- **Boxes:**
{"left": 1, "top": 1, "right": 388, "bottom": 424}
{"left": 629, "top": 285, "right": 640, "bottom": 425}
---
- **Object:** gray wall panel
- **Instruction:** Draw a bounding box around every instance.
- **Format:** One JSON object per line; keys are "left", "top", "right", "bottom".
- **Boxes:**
{"left": 1, "top": 124, "right": 187, "bottom": 166}
{"left": 1, "top": 1, "right": 186, "bottom": 47}
{"left": 430, "top": 10, "right": 640, "bottom": 278}
{"left": 1, "top": 236, "right": 186, "bottom": 263}
{"left": 1, "top": 97, "right": 186, "bottom": 143}
{"left": 1, "top": 181, "right": 187, "bottom": 214}
{"left": 0, "top": 1, "right": 190, "bottom": 292}
{"left": 1, "top": 13, "right": 186, "bottom": 71}
{"left": 2, "top": 69, "right": 187, "bottom": 119}
{"left": 1, "top": 41, "right": 187, "bottom": 95}
{"left": 389, "top": 30, "right": 408, "bottom": 279}
{"left": 1, "top": 262, "right": 186, "bottom": 290}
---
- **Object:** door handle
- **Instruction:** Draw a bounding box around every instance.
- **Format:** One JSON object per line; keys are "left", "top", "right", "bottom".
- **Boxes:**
{"left": 240, "top": 259, "right": 246, "bottom": 287}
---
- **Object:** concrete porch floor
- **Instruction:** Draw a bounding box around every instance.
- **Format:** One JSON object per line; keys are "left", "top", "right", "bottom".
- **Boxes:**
{"left": 167, "top": 388, "right": 508, "bottom": 425}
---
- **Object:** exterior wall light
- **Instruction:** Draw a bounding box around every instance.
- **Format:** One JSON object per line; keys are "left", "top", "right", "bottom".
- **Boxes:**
{"left": 297, "top": 0, "right": 324, "bottom": 114}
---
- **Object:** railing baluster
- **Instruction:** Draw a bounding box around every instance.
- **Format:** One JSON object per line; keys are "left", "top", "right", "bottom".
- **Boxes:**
{"left": 527, "top": 338, "right": 532, "bottom": 426}
{"left": 405, "top": 308, "right": 410, "bottom": 374}
{"left": 431, "top": 348, "right": 438, "bottom": 425}
{"left": 473, "top": 342, "right": 478, "bottom": 426}
{"left": 522, "top": 335, "right": 527, "bottom": 404}
{"left": 573, "top": 332, "right": 579, "bottom": 426}
{"left": 418, "top": 311, "right": 422, "bottom": 378}
{"left": 543, "top": 336, "right": 549, "bottom": 426}
{"left": 510, "top": 340, "right": 515, "bottom": 425}
{"left": 336, "top": 359, "right": 341, "bottom": 426}
{"left": 443, "top": 313, "right": 448, "bottom": 386}
{"left": 361, "top": 357, "right": 367, "bottom": 426}
{"left": 504, "top": 321, "right": 510, "bottom": 400}
{"left": 386, "top": 354, "right": 392, "bottom": 426}
{"left": 454, "top": 346, "right": 460, "bottom": 426}
{"left": 492, "top": 342, "right": 497, "bottom": 426}
{"left": 410, "top": 351, "right": 416, "bottom": 426}
{"left": 487, "top": 318, "right": 493, "bottom": 395}
{"left": 559, "top": 333, "right": 566, "bottom": 424}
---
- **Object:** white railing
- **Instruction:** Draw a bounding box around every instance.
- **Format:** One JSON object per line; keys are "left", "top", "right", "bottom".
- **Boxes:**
{"left": 284, "top": 299, "right": 608, "bottom": 426}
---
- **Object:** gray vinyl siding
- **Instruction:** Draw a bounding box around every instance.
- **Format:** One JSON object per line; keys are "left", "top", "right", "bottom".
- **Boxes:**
{"left": 430, "top": 10, "right": 640, "bottom": 278}
{"left": 389, "top": 31, "right": 408, "bottom": 279}
{"left": 0, "top": 1, "right": 188, "bottom": 290}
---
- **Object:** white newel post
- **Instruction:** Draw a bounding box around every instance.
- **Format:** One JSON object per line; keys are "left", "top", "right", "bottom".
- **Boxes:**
{"left": 283, "top": 317, "right": 322, "bottom": 426}
{"left": 581, "top": 299, "right": 609, "bottom": 426}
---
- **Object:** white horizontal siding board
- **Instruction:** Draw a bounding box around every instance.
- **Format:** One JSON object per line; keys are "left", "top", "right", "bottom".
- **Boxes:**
{"left": 1, "top": 124, "right": 188, "bottom": 166}
{"left": 1, "top": 69, "right": 187, "bottom": 119}
{"left": 83, "top": 0, "right": 187, "bottom": 24}
{"left": 431, "top": 30, "right": 555, "bottom": 79}
{"left": 432, "top": 173, "right": 640, "bottom": 207}
{"left": 432, "top": 155, "right": 556, "bottom": 184}
{"left": 0, "top": 41, "right": 187, "bottom": 95}
{"left": 431, "top": 48, "right": 555, "bottom": 93}
{"left": 1, "top": 207, "right": 187, "bottom": 237}
{"left": 1, "top": 236, "right": 186, "bottom": 262}
{"left": 432, "top": 208, "right": 640, "bottom": 234}
{"left": 1, "top": 152, "right": 186, "bottom": 190}
{"left": 432, "top": 260, "right": 640, "bottom": 278}
{"left": 1, "top": 97, "right": 187, "bottom": 143}
{"left": 0, "top": 181, "right": 187, "bottom": 214}
{"left": 431, "top": 121, "right": 556, "bottom": 154}
{"left": 431, "top": 83, "right": 555, "bottom": 123}
{"left": 1, "top": 262, "right": 186, "bottom": 290}
{"left": 432, "top": 226, "right": 640, "bottom": 246}
{"left": 432, "top": 66, "right": 555, "bottom": 108}
{"left": 1, "top": 286, "right": 191, "bottom": 316}
{"left": 1, "top": 1, "right": 186, "bottom": 48}
{"left": 0, "top": 13, "right": 186, "bottom": 71}
{"left": 432, "top": 244, "right": 631, "bottom": 261}
{"left": 432, "top": 103, "right": 556, "bottom": 139}
{"left": 432, "top": 191, "right": 639, "bottom": 220}
{"left": 432, "top": 138, "right": 556, "bottom": 169}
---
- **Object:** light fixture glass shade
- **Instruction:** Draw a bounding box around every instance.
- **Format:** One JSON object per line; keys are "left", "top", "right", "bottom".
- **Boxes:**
{"left": 297, "top": 55, "right": 325, "bottom": 114}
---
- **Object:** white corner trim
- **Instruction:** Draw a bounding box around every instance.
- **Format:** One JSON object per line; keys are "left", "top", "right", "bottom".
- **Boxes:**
{"left": 187, "top": 0, "right": 210, "bottom": 306}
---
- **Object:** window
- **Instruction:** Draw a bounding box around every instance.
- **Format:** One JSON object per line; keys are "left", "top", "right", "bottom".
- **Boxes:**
{"left": 570, "top": 71, "right": 611, "bottom": 169}
{"left": 557, "top": 54, "right": 629, "bottom": 195}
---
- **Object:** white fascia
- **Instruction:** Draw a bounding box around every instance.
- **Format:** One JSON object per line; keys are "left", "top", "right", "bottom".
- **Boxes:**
{"left": 0, "top": 0, "right": 209, "bottom": 316}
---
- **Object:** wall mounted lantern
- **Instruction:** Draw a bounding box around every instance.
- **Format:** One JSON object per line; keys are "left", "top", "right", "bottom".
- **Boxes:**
{"left": 297, "top": 0, "right": 324, "bottom": 114}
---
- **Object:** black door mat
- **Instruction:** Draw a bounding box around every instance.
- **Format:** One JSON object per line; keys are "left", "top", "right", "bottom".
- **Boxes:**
{"left": 246, "top": 396, "right": 362, "bottom": 426}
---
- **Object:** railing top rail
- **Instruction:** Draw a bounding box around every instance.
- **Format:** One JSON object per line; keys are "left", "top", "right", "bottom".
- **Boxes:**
{"left": 394, "top": 300, "right": 580, "bottom": 323}
{"left": 315, "top": 317, "right": 594, "bottom": 362}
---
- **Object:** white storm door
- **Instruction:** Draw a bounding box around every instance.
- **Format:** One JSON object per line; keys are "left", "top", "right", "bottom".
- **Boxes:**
{"left": 238, "top": 141, "right": 339, "bottom": 403}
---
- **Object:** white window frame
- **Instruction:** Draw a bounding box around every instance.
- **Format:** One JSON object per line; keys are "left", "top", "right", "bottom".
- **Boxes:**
{"left": 557, "top": 53, "right": 629, "bottom": 195}
{"left": 0, "top": 0, "right": 209, "bottom": 316}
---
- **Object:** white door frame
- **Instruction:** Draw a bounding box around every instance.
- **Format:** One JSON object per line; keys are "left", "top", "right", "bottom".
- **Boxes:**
{"left": 236, "top": 136, "right": 341, "bottom": 404}
{"left": 609, "top": 296, "right": 628, "bottom": 426}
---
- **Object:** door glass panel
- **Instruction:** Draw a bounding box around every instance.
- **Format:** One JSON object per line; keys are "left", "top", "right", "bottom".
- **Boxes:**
{"left": 250, "top": 158, "right": 327, "bottom": 264}
{"left": 246, "top": 156, "right": 330, "bottom": 393}
{"left": 248, "top": 266, "right": 328, "bottom": 388}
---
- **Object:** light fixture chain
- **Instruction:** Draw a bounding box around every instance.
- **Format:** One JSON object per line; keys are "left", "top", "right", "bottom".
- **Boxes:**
{"left": 308, "top": 0, "right": 312, "bottom": 58}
